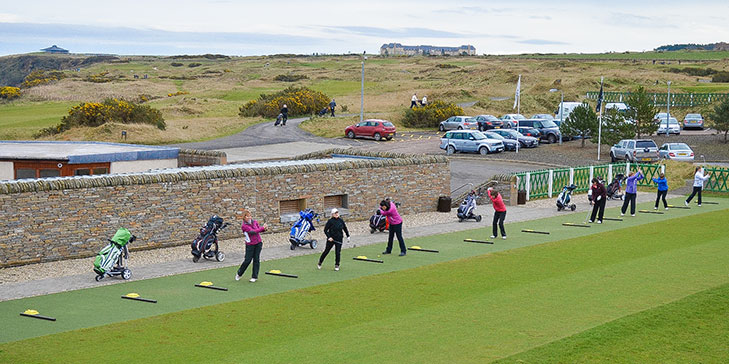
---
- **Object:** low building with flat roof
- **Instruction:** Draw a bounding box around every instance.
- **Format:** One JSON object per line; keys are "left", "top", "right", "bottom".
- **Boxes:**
{"left": 380, "top": 43, "right": 476, "bottom": 56}
{"left": 41, "top": 45, "right": 69, "bottom": 54}
{"left": 0, "top": 141, "right": 179, "bottom": 180}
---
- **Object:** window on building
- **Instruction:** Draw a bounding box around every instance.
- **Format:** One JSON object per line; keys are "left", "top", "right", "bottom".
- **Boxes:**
{"left": 74, "top": 168, "right": 91, "bottom": 176}
{"left": 93, "top": 167, "right": 109, "bottom": 175}
{"left": 16, "top": 168, "right": 36, "bottom": 179}
{"left": 279, "top": 199, "right": 306, "bottom": 215}
{"left": 324, "top": 194, "right": 348, "bottom": 209}
{"left": 39, "top": 169, "right": 60, "bottom": 178}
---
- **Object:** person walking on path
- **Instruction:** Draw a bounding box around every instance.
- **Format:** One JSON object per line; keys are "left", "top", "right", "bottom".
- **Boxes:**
{"left": 280, "top": 104, "right": 288, "bottom": 126}
{"left": 380, "top": 199, "right": 406, "bottom": 256}
{"left": 652, "top": 173, "right": 669, "bottom": 210}
{"left": 685, "top": 167, "right": 711, "bottom": 206}
{"left": 621, "top": 170, "right": 644, "bottom": 216}
{"left": 487, "top": 187, "right": 507, "bottom": 239}
{"left": 329, "top": 99, "right": 336, "bottom": 117}
{"left": 589, "top": 178, "right": 607, "bottom": 223}
{"left": 318, "top": 208, "right": 350, "bottom": 271}
{"left": 420, "top": 95, "right": 428, "bottom": 107}
{"left": 410, "top": 93, "right": 418, "bottom": 108}
{"left": 236, "top": 210, "right": 268, "bottom": 282}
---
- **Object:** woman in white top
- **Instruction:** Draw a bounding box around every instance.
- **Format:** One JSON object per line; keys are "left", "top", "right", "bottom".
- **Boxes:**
{"left": 685, "top": 166, "right": 711, "bottom": 206}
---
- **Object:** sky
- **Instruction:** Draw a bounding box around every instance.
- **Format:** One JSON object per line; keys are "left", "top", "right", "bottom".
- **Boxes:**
{"left": 1, "top": 0, "right": 728, "bottom": 56}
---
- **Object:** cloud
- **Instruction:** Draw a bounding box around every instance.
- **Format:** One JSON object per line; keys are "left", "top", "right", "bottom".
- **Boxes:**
{"left": 318, "top": 26, "right": 467, "bottom": 39}
{"left": 0, "top": 13, "right": 22, "bottom": 22}
{"left": 528, "top": 15, "right": 552, "bottom": 20}
{"left": 439, "top": 6, "right": 512, "bottom": 15}
{"left": 517, "top": 39, "right": 570, "bottom": 45}
{"left": 606, "top": 12, "right": 672, "bottom": 29}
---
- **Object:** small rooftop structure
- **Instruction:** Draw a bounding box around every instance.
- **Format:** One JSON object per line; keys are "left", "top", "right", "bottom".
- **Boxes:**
{"left": 0, "top": 141, "right": 179, "bottom": 180}
{"left": 41, "top": 45, "right": 69, "bottom": 54}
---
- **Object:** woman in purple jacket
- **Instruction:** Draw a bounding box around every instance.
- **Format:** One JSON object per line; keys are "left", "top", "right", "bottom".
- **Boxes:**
{"left": 380, "top": 199, "right": 406, "bottom": 256}
{"left": 236, "top": 210, "right": 268, "bottom": 282}
{"left": 621, "top": 170, "right": 643, "bottom": 216}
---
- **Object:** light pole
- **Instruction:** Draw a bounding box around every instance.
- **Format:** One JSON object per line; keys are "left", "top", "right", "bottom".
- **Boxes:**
{"left": 360, "top": 51, "right": 366, "bottom": 122}
{"left": 666, "top": 81, "right": 671, "bottom": 136}
{"left": 549, "top": 88, "right": 564, "bottom": 145}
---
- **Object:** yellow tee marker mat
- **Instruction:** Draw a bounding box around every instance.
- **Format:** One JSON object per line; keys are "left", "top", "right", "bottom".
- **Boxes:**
{"left": 20, "top": 309, "right": 56, "bottom": 321}
{"left": 195, "top": 281, "right": 228, "bottom": 291}
{"left": 407, "top": 245, "right": 439, "bottom": 253}
{"left": 265, "top": 269, "right": 298, "bottom": 278}
{"left": 121, "top": 292, "right": 157, "bottom": 303}
{"left": 353, "top": 255, "right": 384, "bottom": 263}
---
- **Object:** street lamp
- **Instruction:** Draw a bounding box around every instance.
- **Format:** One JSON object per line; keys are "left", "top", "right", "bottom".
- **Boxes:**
{"left": 666, "top": 81, "right": 671, "bottom": 136}
{"left": 360, "top": 51, "right": 366, "bottom": 122}
{"left": 549, "top": 88, "right": 564, "bottom": 145}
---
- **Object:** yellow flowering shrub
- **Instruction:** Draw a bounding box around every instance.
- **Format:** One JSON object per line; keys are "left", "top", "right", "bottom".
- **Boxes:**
{"left": 21, "top": 70, "right": 66, "bottom": 88}
{"left": 401, "top": 100, "right": 464, "bottom": 128}
{"left": 167, "top": 91, "right": 189, "bottom": 97}
{"left": 34, "top": 98, "right": 165, "bottom": 137}
{"left": 238, "top": 86, "right": 329, "bottom": 118}
{"left": 0, "top": 86, "right": 21, "bottom": 100}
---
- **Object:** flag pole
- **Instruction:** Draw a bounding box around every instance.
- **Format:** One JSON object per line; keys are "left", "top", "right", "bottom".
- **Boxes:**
{"left": 597, "top": 76, "right": 604, "bottom": 161}
{"left": 514, "top": 75, "right": 521, "bottom": 153}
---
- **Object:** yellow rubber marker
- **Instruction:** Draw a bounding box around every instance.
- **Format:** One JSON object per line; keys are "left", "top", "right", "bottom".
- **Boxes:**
{"left": 125, "top": 293, "right": 140, "bottom": 298}
{"left": 199, "top": 281, "right": 213, "bottom": 286}
{"left": 411, "top": 246, "right": 422, "bottom": 250}
{"left": 356, "top": 255, "right": 368, "bottom": 260}
{"left": 268, "top": 270, "right": 282, "bottom": 274}
{"left": 24, "top": 309, "right": 39, "bottom": 315}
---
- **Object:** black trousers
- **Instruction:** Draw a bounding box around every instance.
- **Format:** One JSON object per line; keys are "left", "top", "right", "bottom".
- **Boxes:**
{"left": 385, "top": 223, "right": 406, "bottom": 253}
{"left": 282, "top": 114, "right": 287, "bottom": 125}
{"left": 330, "top": 107, "right": 335, "bottom": 117}
{"left": 686, "top": 186, "right": 702, "bottom": 205}
{"left": 621, "top": 192, "right": 637, "bottom": 215}
{"left": 492, "top": 211, "right": 506, "bottom": 237}
{"left": 237, "top": 243, "right": 262, "bottom": 278}
{"left": 410, "top": 101, "right": 417, "bottom": 108}
{"left": 655, "top": 190, "right": 668, "bottom": 208}
{"left": 318, "top": 240, "right": 342, "bottom": 266}
{"left": 590, "top": 198, "right": 606, "bottom": 222}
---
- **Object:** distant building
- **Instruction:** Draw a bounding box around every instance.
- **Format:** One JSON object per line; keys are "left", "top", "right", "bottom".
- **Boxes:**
{"left": 41, "top": 45, "right": 69, "bottom": 54}
{"left": 380, "top": 43, "right": 476, "bottom": 56}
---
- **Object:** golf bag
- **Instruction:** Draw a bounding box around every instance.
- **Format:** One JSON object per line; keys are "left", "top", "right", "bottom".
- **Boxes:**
{"left": 290, "top": 209, "right": 319, "bottom": 250}
{"left": 191, "top": 215, "right": 229, "bottom": 263}
{"left": 93, "top": 228, "right": 135, "bottom": 281}
{"left": 274, "top": 113, "right": 284, "bottom": 126}
{"left": 457, "top": 190, "right": 482, "bottom": 222}
{"left": 317, "top": 107, "right": 329, "bottom": 116}
{"left": 556, "top": 184, "right": 577, "bottom": 211}
{"left": 369, "top": 209, "right": 389, "bottom": 233}
{"left": 606, "top": 174, "right": 625, "bottom": 200}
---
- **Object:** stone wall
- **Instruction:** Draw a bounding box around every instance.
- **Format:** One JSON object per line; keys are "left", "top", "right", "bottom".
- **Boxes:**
{"left": 0, "top": 150, "right": 449, "bottom": 267}
{"left": 178, "top": 149, "right": 227, "bottom": 167}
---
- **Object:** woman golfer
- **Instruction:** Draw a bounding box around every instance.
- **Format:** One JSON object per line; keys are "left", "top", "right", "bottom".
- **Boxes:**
{"left": 318, "top": 208, "right": 350, "bottom": 271}
{"left": 685, "top": 167, "right": 711, "bottom": 206}
{"left": 652, "top": 173, "right": 669, "bottom": 210}
{"left": 236, "top": 210, "right": 267, "bottom": 283}
{"left": 589, "top": 178, "right": 607, "bottom": 223}
{"left": 380, "top": 199, "right": 406, "bottom": 256}
{"left": 487, "top": 187, "right": 507, "bottom": 239}
{"left": 621, "top": 170, "right": 643, "bottom": 216}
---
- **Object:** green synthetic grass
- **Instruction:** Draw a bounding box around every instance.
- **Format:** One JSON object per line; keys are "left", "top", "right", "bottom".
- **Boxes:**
{"left": 0, "top": 199, "right": 727, "bottom": 362}
{"left": 496, "top": 283, "right": 729, "bottom": 363}
{"left": 0, "top": 101, "right": 74, "bottom": 139}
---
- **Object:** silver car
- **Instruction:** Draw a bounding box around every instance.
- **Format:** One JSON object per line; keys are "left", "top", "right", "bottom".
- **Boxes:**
{"left": 657, "top": 117, "right": 681, "bottom": 135}
{"left": 440, "top": 130, "right": 504, "bottom": 155}
{"left": 659, "top": 143, "right": 695, "bottom": 162}
{"left": 438, "top": 116, "right": 479, "bottom": 131}
{"left": 683, "top": 113, "right": 704, "bottom": 130}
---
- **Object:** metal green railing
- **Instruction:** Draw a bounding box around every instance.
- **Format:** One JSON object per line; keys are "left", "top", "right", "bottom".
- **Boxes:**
{"left": 585, "top": 91, "right": 729, "bottom": 107}
{"left": 704, "top": 167, "right": 729, "bottom": 192}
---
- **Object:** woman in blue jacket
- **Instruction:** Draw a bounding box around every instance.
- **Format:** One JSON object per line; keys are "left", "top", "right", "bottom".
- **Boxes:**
{"left": 652, "top": 173, "right": 668, "bottom": 210}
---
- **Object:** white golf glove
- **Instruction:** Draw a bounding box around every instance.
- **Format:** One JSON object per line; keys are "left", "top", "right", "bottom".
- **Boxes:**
{"left": 597, "top": 195, "right": 602, "bottom": 201}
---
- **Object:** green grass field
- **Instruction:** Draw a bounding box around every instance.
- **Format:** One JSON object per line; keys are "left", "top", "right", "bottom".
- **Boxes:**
{"left": 0, "top": 198, "right": 727, "bottom": 363}
{"left": 0, "top": 101, "right": 75, "bottom": 139}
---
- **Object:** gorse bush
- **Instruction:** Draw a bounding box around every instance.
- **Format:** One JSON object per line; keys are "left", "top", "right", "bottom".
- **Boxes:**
{"left": 274, "top": 74, "right": 308, "bottom": 82}
{"left": 21, "top": 70, "right": 65, "bottom": 88}
{"left": 0, "top": 86, "right": 21, "bottom": 100}
{"left": 34, "top": 98, "right": 165, "bottom": 137}
{"left": 238, "top": 86, "right": 330, "bottom": 118}
{"left": 170, "top": 62, "right": 184, "bottom": 67}
{"left": 401, "top": 100, "right": 464, "bottom": 128}
{"left": 85, "top": 71, "right": 117, "bottom": 83}
{"left": 712, "top": 72, "right": 729, "bottom": 83}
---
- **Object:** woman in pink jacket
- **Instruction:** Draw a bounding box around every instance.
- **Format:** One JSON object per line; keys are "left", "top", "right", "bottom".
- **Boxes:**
{"left": 380, "top": 199, "right": 406, "bottom": 256}
{"left": 487, "top": 187, "right": 507, "bottom": 239}
{"left": 236, "top": 210, "right": 268, "bottom": 282}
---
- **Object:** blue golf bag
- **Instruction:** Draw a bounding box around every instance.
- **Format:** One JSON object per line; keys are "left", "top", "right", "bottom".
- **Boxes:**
{"left": 289, "top": 209, "right": 319, "bottom": 250}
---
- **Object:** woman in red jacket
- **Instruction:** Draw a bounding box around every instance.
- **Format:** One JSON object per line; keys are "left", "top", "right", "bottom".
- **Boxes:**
{"left": 487, "top": 187, "right": 507, "bottom": 239}
{"left": 236, "top": 210, "right": 268, "bottom": 283}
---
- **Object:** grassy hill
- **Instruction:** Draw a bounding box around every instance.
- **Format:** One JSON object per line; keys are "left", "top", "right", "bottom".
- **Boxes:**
{"left": 1, "top": 53, "right": 728, "bottom": 144}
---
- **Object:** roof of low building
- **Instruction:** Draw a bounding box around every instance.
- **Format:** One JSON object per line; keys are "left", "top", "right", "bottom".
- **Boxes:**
{"left": 0, "top": 141, "right": 179, "bottom": 164}
{"left": 41, "top": 45, "right": 69, "bottom": 52}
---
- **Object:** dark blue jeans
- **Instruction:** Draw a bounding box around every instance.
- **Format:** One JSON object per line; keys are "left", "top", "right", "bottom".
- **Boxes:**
{"left": 237, "top": 243, "right": 262, "bottom": 278}
{"left": 385, "top": 223, "right": 406, "bottom": 254}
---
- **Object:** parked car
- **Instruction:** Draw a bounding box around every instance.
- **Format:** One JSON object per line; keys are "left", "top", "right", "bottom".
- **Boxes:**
{"left": 531, "top": 113, "right": 557, "bottom": 124}
{"left": 440, "top": 130, "right": 504, "bottom": 155}
{"left": 683, "top": 113, "right": 704, "bottom": 130}
{"left": 517, "top": 126, "right": 541, "bottom": 138}
{"left": 518, "top": 119, "right": 561, "bottom": 144}
{"left": 345, "top": 119, "right": 396, "bottom": 141}
{"left": 499, "top": 114, "right": 526, "bottom": 128}
{"left": 653, "top": 112, "right": 673, "bottom": 123}
{"left": 489, "top": 129, "right": 539, "bottom": 148}
{"left": 439, "top": 116, "right": 478, "bottom": 131}
{"left": 610, "top": 139, "right": 659, "bottom": 163}
{"left": 473, "top": 114, "right": 503, "bottom": 131}
{"left": 659, "top": 143, "right": 695, "bottom": 162}
{"left": 656, "top": 117, "right": 681, "bottom": 135}
{"left": 484, "top": 131, "right": 518, "bottom": 151}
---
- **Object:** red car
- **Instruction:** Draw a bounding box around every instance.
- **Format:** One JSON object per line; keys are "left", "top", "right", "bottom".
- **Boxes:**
{"left": 344, "top": 119, "right": 396, "bottom": 141}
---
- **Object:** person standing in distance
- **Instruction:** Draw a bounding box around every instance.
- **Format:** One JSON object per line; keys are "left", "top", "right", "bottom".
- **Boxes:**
{"left": 236, "top": 210, "right": 267, "bottom": 283}
{"left": 317, "top": 208, "right": 349, "bottom": 271}
{"left": 280, "top": 104, "right": 288, "bottom": 126}
{"left": 420, "top": 95, "right": 428, "bottom": 107}
{"left": 487, "top": 187, "right": 507, "bottom": 239}
{"left": 380, "top": 199, "right": 406, "bottom": 256}
{"left": 329, "top": 99, "right": 336, "bottom": 117}
{"left": 685, "top": 166, "right": 711, "bottom": 206}
{"left": 621, "top": 170, "right": 643, "bottom": 216}
{"left": 410, "top": 93, "right": 418, "bottom": 108}
{"left": 652, "top": 172, "right": 669, "bottom": 210}
{"left": 589, "top": 178, "right": 607, "bottom": 223}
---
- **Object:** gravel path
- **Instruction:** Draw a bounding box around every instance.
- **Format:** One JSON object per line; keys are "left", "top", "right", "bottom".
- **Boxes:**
{"left": 1, "top": 192, "right": 674, "bottom": 301}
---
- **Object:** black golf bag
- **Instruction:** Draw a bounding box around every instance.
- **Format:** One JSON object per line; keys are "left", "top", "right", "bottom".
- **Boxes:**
{"left": 606, "top": 174, "right": 625, "bottom": 200}
{"left": 457, "top": 191, "right": 482, "bottom": 222}
{"left": 556, "top": 184, "right": 577, "bottom": 211}
{"left": 274, "top": 113, "right": 284, "bottom": 126}
{"left": 369, "top": 209, "right": 388, "bottom": 233}
{"left": 191, "top": 215, "right": 229, "bottom": 262}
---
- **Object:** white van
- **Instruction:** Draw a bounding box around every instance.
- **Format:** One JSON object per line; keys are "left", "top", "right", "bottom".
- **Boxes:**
{"left": 554, "top": 102, "right": 585, "bottom": 124}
